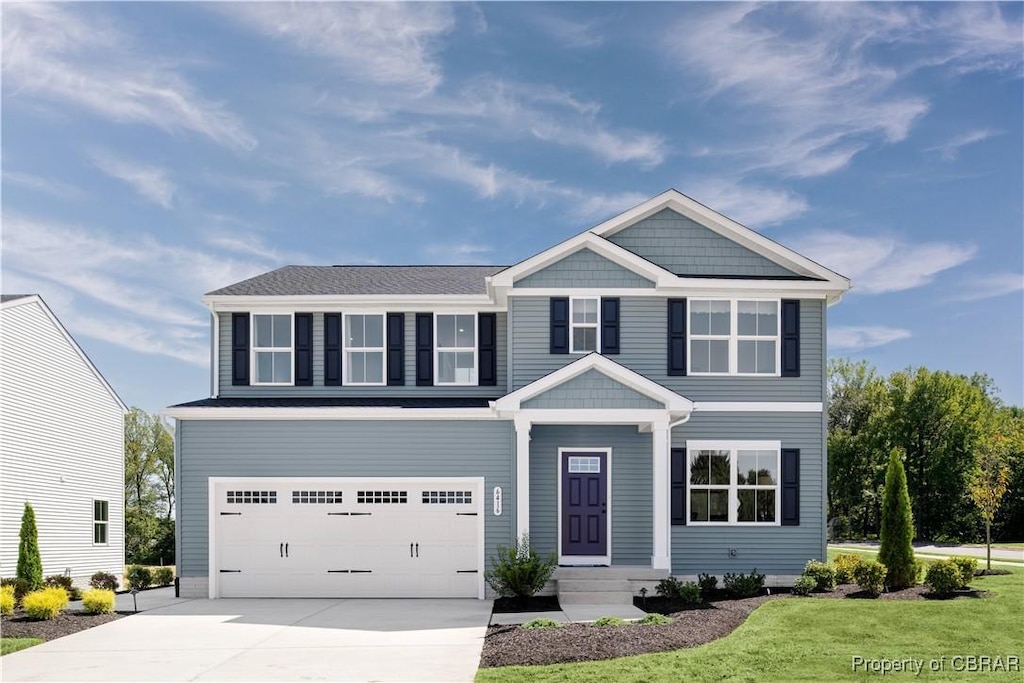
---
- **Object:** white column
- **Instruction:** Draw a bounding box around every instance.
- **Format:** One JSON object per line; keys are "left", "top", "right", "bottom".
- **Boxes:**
{"left": 652, "top": 418, "right": 671, "bottom": 570}
{"left": 515, "top": 417, "right": 531, "bottom": 542}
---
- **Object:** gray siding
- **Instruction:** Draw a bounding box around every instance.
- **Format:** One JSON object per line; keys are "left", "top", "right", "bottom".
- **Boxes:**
{"left": 607, "top": 209, "right": 798, "bottom": 277}
{"left": 176, "top": 420, "right": 513, "bottom": 577}
{"left": 218, "top": 312, "right": 507, "bottom": 397}
{"left": 510, "top": 297, "right": 824, "bottom": 402}
{"left": 517, "top": 248, "right": 655, "bottom": 288}
{"left": 522, "top": 369, "right": 663, "bottom": 410}
{"left": 528, "top": 425, "right": 652, "bottom": 565}
{"left": 670, "top": 412, "right": 824, "bottom": 575}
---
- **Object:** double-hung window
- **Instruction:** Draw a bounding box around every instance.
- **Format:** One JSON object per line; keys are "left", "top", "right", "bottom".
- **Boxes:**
{"left": 689, "top": 299, "right": 779, "bottom": 375}
{"left": 687, "top": 441, "right": 780, "bottom": 525}
{"left": 252, "top": 313, "right": 293, "bottom": 385}
{"left": 570, "top": 297, "right": 599, "bottom": 353}
{"left": 93, "top": 500, "right": 108, "bottom": 544}
{"left": 344, "top": 314, "right": 385, "bottom": 385}
{"left": 435, "top": 314, "right": 476, "bottom": 385}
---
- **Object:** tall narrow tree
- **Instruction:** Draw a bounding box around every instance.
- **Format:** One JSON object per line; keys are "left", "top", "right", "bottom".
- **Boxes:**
{"left": 969, "top": 437, "right": 1010, "bottom": 571}
{"left": 878, "top": 449, "right": 917, "bottom": 589}
{"left": 16, "top": 502, "right": 44, "bottom": 591}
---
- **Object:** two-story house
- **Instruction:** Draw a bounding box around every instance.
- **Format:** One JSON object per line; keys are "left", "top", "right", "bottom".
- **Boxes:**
{"left": 166, "top": 189, "right": 850, "bottom": 601}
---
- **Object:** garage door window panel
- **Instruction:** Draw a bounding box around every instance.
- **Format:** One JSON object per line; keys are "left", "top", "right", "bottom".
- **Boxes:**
{"left": 357, "top": 490, "right": 408, "bottom": 504}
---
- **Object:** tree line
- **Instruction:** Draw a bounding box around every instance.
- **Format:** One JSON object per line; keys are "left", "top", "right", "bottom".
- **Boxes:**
{"left": 828, "top": 359, "right": 1022, "bottom": 543}
{"left": 124, "top": 408, "right": 175, "bottom": 565}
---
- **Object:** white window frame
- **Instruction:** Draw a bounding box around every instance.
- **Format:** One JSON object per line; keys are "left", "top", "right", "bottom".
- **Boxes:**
{"left": 92, "top": 499, "right": 109, "bottom": 546}
{"left": 343, "top": 312, "right": 386, "bottom": 386}
{"left": 250, "top": 312, "right": 295, "bottom": 386}
{"left": 687, "top": 298, "right": 780, "bottom": 377}
{"left": 569, "top": 296, "right": 601, "bottom": 354}
{"left": 434, "top": 312, "right": 478, "bottom": 386}
{"left": 685, "top": 440, "right": 781, "bottom": 527}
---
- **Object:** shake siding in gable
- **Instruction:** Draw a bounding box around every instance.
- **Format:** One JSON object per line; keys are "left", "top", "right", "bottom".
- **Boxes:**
{"left": 522, "top": 369, "right": 663, "bottom": 410}
{"left": 516, "top": 248, "right": 655, "bottom": 288}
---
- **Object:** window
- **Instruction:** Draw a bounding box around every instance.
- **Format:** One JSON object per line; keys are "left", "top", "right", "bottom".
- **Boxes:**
{"left": 292, "top": 491, "right": 343, "bottom": 504}
{"left": 226, "top": 490, "right": 278, "bottom": 504}
{"left": 252, "top": 313, "right": 293, "bottom": 384}
{"left": 435, "top": 314, "right": 476, "bottom": 385}
{"left": 344, "top": 314, "right": 385, "bottom": 385}
{"left": 357, "top": 490, "right": 408, "bottom": 504}
{"left": 687, "top": 441, "right": 780, "bottom": 525}
{"left": 568, "top": 456, "right": 601, "bottom": 473}
{"left": 93, "top": 500, "right": 108, "bottom": 545}
{"left": 570, "top": 297, "right": 599, "bottom": 353}
{"left": 422, "top": 490, "right": 473, "bottom": 504}
{"left": 689, "top": 299, "right": 778, "bottom": 375}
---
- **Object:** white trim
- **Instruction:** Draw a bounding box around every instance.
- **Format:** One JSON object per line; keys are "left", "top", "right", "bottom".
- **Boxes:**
{"left": 164, "top": 407, "right": 499, "bottom": 421}
{"left": 92, "top": 498, "right": 109, "bottom": 546}
{"left": 569, "top": 296, "right": 600, "bottom": 354}
{"left": 210, "top": 305, "right": 220, "bottom": 398}
{"left": 507, "top": 283, "right": 835, "bottom": 297}
{"left": 515, "top": 418, "right": 531, "bottom": 542}
{"left": 684, "top": 440, "right": 782, "bottom": 527}
{"left": 343, "top": 312, "right": 386, "bottom": 386}
{"left": 518, "top": 409, "right": 674, "bottom": 424}
{"left": 651, "top": 420, "right": 671, "bottom": 570}
{"left": 694, "top": 402, "right": 822, "bottom": 413}
{"left": 687, "top": 298, "right": 781, "bottom": 377}
{"left": 204, "top": 294, "right": 499, "bottom": 310}
{"left": 433, "top": 312, "right": 478, "bottom": 386}
{"left": 250, "top": 312, "right": 295, "bottom": 386}
{"left": 557, "top": 447, "right": 612, "bottom": 566}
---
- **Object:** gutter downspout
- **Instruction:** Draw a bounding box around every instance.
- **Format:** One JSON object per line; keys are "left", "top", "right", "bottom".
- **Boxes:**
{"left": 208, "top": 303, "right": 219, "bottom": 398}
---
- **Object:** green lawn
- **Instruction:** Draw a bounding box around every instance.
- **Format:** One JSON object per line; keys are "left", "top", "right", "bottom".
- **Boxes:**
{"left": 477, "top": 567, "right": 1023, "bottom": 682}
{"left": 1, "top": 638, "right": 43, "bottom": 656}
{"left": 829, "top": 546, "right": 1024, "bottom": 566}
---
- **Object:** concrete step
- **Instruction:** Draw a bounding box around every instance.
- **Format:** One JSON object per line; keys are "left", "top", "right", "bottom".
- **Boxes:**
{"left": 553, "top": 566, "right": 668, "bottom": 581}
{"left": 557, "top": 590, "right": 635, "bottom": 605}
{"left": 556, "top": 579, "right": 632, "bottom": 593}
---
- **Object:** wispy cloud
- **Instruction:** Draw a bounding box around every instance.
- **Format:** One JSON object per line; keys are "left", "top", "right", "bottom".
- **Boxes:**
{"left": 684, "top": 179, "right": 808, "bottom": 228}
{"left": 793, "top": 232, "right": 976, "bottom": 294}
{"left": 91, "top": 151, "right": 176, "bottom": 209}
{"left": 927, "top": 129, "right": 1003, "bottom": 161}
{"left": 830, "top": 326, "right": 912, "bottom": 352}
{"left": 948, "top": 272, "right": 1024, "bottom": 302}
{"left": 532, "top": 13, "right": 605, "bottom": 49}
{"left": 201, "top": 174, "right": 288, "bottom": 203}
{"left": 2, "top": 170, "right": 85, "bottom": 199}
{"left": 2, "top": 3, "right": 256, "bottom": 151}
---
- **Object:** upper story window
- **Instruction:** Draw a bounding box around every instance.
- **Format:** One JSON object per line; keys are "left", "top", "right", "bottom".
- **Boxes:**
{"left": 435, "top": 313, "right": 476, "bottom": 385}
{"left": 345, "top": 314, "right": 385, "bottom": 385}
{"left": 93, "top": 499, "right": 108, "bottom": 544}
{"left": 252, "top": 313, "right": 293, "bottom": 385}
{"left": 689, "top": 299, "right": 778, "bottom": 375}
{"left": 570, "top": 297, "right": 599, "bottom": 353}
{"left": 687, "top": 441, "right": 780, "bottom": 525}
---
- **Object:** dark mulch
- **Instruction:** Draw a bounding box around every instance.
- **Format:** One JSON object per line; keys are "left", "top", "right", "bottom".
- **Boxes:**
{"left": 633, "top": 596, "right": 717, "bottom": 615}
{"left": 492, "top": 595, "right": 561, "bottom": 613}
{"left": 2, "top": 610, "right": 129, "bottom": 641}
{"left": 976, "top": 569, "right": 1012, "bottom": 576}
{"left": 805, "top": 583, "right": 991, "bottom": 601}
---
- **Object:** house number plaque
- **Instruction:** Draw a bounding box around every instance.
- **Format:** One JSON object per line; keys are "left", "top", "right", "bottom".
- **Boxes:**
{"left": 493, "top": 487, "right": 502, "bottom": 516}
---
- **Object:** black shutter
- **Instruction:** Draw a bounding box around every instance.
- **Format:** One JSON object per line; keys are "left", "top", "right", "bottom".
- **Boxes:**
{"left": 671, "top": 448, "right": 687, "bottom": 525}
{"left": 294, "top": 314, "right": 313, "bottom": 386}
{"left": 324, "top": 313, "right": 342, "bottom": 386}
{"left": 667, "top": 298, "right": 687, "bottom": 376}
{"left": 600, "top": 298, "right": 620, "bottom": 355}
{"left": 478, "top": 313, "right": 497, "bottom": 386}
{"left": 782, "top": 448, "right": 800, "bottom": 526}
{"left": 231, "top": 313, "right": 249, "bottom": 386}
{"left": 781, "top": 299, "right": 800, "bottom": 377}
{"left": 550, "top": 297, "right": 569, "bottom": 354}
{"left": 387, "top": 313, "right": 405, "bottom": 386}
{"left": 415, "top": 313, "right": 433, "bottom": 386}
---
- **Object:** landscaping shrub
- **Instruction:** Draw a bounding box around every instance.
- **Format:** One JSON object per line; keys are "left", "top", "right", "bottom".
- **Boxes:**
{"left": 803, "top": 560, "right": 836, "bottom": 591}
{"left": 1, "top": 585, "right": 14, "bottom": 615}
{"left": 521, "top": 618, "right": 561, "bottom": 630}
{"left": 697, "top": 572, "right": 718, "bottom": 598}
{"left": 832, "top": 553, "right": 862, "bottom": 584}
{"left": 126, "top": 565, "right": 153, "bottom": 590}
{"left": 593, "top": 616, "right": 626, "bottom": 627}
{"left": 81, "top": 589, "right": 116, "bottom": 614}
{"left": 637, "top": 613, "right": 673, "bottom": 625}
{"left": 654, "top": 577, "right": 701, "bottom": 605}
{"left": 17, "top": 503, "right": 44, "bottom": 592}
{"left": 22, "top": 587, "right": 69, "bottom": 620}
{"left": 484, "top": 534, "right": 556, "bottom": 599}
{"left": 853, "top": 560, "right": 887, "bottom": 597}
{"left": 43, "top": 574, "right": 81, "bottom": 600}
{"left": 914, "top": 559, "right": 926, "bottom": 584}
{"left": 723, "top": 569, "right": 765, "bottom": 598}
{"left": 924, "top": 560, "right": 962, "bottom": 596}
{"left": 951, "top": 557, "right": 978, "bottom": 588}
{"left": 792, "top": 575, "right": 816, "bottom": 597}
{"left": 1, "top": 577, "right": 30, "bottom": 602}
{"left": 879, "top": 449, "right": 917, "bottom": 588}
{"left": 89, "top": 571, "right": 119, "bottom": 591}
{"left": 153, "top": 567, "right": 174, "bottom": 586}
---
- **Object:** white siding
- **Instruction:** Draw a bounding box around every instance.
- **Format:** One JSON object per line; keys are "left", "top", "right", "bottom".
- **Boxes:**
{"left": 0, "top": 299, "right": 125, "bottom": 585}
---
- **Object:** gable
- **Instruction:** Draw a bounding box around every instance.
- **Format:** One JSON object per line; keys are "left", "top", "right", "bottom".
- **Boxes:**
{"left": 516, "top": 247, "right": 656, "bottom": 289}
{"left": 521, "top": 369, "right": 664, "bottom": 410}
{"left": 607, "top": 209, "right": 801, "bottom": 278}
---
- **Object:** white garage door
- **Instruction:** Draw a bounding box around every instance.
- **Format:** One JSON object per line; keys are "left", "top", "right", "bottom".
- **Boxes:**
{"left": 211, "top": 478, "right": 483, "bottom": 598}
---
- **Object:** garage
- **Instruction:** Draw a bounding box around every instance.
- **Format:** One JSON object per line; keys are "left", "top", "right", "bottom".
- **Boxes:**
{"left": 209, "top": 477, "right": 484, "bottom": 598}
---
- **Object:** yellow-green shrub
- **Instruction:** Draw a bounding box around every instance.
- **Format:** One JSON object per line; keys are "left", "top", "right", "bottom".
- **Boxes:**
{"left": 0, "top": 584, "right": 15, "bottom": 615}
{"left": 22, "top": 587, "right": 69, "bottom": 620}
{"left": 81, "top": 588, "right": 116, "bottom": 614}
{"left": 832, "top": 553, "right": 862, "bottom": 584}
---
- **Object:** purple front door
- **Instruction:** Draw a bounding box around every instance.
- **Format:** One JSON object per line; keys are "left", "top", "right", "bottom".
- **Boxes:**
{"left": 561, "top": 451, "right": 608, "bottom": 557}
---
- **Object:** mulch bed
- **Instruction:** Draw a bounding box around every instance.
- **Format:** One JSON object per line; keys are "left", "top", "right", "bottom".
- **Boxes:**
{"left": 807, "top": 583, "right": 990, "bottom": 600}
{"left": 492, "top": 595, "right": 562, "bottom": 613}
{"left": 2, "top": 610, "right": 129, "bottom": 641}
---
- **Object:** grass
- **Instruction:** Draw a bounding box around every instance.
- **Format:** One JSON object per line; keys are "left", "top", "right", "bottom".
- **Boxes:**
{"left": 477, "top": 565, "right": 1023, "bottom": 682}
{"left": 829, "top": 545, "right": 1024, "bottom": 566}
{"left": 1, "top": 638, "right": 43, "bottom": 656}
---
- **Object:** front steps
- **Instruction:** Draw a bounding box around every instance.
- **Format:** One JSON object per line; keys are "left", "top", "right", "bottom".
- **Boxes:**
{"left": 554, "top": 566, "right": 668, "bottom": 606}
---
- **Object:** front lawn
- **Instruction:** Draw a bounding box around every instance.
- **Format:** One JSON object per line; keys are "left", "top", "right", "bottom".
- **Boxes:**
{"left": 477, "top": 567, "right": 1023, "bottom": 682}
{"left": 1, "top": 637, "right": 43, "bottom": 656}
{"left": 828, "top": 546, "right": 1024, "bottom": 566}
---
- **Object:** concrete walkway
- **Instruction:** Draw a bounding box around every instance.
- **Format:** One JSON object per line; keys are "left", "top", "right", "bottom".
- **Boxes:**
{"left": 490, "top": 602, "right": 646, "bottom": 625}
{"left": 2, "top": 598, "right": 493, "bottom": 682}
{"left": 67, "top": 586, "right": 186, "bottom": 613}
{"left": 831, "top": 542, "right": 1023, "bottom": 566}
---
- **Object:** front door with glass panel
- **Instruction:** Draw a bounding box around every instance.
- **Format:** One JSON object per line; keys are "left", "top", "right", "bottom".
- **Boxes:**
{"left": 560, "top": 452, "right": 608, "bottom": 560}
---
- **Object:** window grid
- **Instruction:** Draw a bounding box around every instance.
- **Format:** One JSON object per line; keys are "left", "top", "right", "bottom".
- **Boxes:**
{"left": 422, "top": 490, "right": 473, "bottom": 504}
{"left": 568, "top": 456, "right": 601, "bottom": 473}
{"left": 357, "top": 490, "right": 408, "bottom": 504}
{"left": 226, "top": 490, "right": 278, "bottom": 504}
{"left": 93, "top": 500, "right": 108, "bottom": 545}
{"left": 435, "top": 313, "right": 477, "bottom": 385}
{"left": 344, "top": 314, "right": 386, "bottom": 386}
{"left": 686, "top": 442, "right": 780, "bottom": 525}
{"left": 688, "top": 299, "right": 780, "bottom": 376}
{"left": 252, "top": 313, "right": 293, "bottom": 385}
{"left": 292, "top": 490, "right": 344, "bottom": 504}
{"left": 569, "top": 297, "right": 600, "bottom": 353}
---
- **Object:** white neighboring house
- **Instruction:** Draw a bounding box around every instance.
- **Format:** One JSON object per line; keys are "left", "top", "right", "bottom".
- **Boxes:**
{"left": 0, "top": 294, "right": 126, "bottom": 585}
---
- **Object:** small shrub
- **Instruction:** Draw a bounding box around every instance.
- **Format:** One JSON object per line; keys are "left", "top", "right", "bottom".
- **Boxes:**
{"left": 655, "top": 577, "right": 702, "bottom": 605}
{"left": 521, "top": 618, "right": 561, "bottom": 630}
{"left": 950, "top": 557, "right": 978, "bottom": 588}
{"left": 803, "top": 560, "right": 836, "bottom": 592}
{"left": 697, "top": 573, "right": 718, "bottom": 598}
{"left": 126, "top": 566, "right": 153, "bottom": 591}
{"left": 0, "top": 585, "right": 14, "bottom": 615}
{"left": 22, "top": 587, "right": 69, "bottom": 620}
{"left": 593, "top": 616, "right": 626, "bottom": 627}
{"left": 792, "top": 575, "right": 816, "bottom": 597}
{"left": 81, "top": 589, "right": 116, "bottom": 614}
{"left": 853, "top": 560, "right": 887, "bottom": 597}
{"left": 637, "top": 613, "right": 673, "bottom": 625}
{"left": 89, "top": 571, "right": 119, "bottom": 591}
{"left": 44, "top": 575, "right": 82, "bottom": 600}
{"left": 924, "top": 560, "right": 962, "bottom": 596}
{"left": 723, "top": 569, "right": 765, "bottom": 598}
{"left": 832, "top": 553, "right": 862, "bottom": 584}
{"left": 485, "top": 535, "right": 556, "bottom": 599}
{"left": 153, "top": 567, "right": 174, "bottom": 586}
{"left": 1, "top": 577, "right": 30, "bottom": 602}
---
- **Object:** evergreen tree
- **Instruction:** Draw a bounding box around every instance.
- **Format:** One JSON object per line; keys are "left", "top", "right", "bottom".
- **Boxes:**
{"left": 16, "top": 502, "right": 44, "bottom": 591}
{"left": 878, "top": 449, "right": 917, "bottom": 588}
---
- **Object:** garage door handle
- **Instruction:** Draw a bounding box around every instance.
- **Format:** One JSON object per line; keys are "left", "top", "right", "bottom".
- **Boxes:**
{"left": 410, "top": 543, "right": 414, "bottom": 558}
{"left": 285, "top": 543, "right": 289, "bottom": 558}
{"left": 280, "top": 543, "right": 283, "bottom": 558}
{"left": 415, "top": 543, "right": 419, "bottom": 558}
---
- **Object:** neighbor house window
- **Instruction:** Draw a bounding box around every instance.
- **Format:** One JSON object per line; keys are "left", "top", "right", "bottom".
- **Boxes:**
{"left": 252, "top": 313, "right": 293, "bottom": 384}
{"left": 689, "top": 299, "right": 779, "bottom": 375}
{"left": 687, "top": 441, "right": 780, "bottom": 525}
{"left": 570, "top": 297, "right": 599, "bottom": 353}
{"left": 435, "top": 314, "right": 476, "bottom": 385}
{"left": 344, "top": 314, "right": 385, "bottom": 385}
{"left": 93, "top": 500, "right": 108, "bottom": 544}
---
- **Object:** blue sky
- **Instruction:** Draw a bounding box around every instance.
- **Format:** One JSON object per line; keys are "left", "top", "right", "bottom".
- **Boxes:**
{"left": 2, "top": 2, "right": 1022, "bottom": 413}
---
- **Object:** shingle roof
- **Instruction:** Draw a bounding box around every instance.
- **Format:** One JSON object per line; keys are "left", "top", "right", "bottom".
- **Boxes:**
{"left": 1, "top": 294, "right": 34, "bottom": 303}
{"left": 170, "top": 397, "right": 497, "bottom": 409}
{"left": 206, "top": 265, "right": 508, "bottom": 296}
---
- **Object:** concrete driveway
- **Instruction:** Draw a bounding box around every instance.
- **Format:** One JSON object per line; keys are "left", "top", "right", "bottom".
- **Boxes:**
{"left": 1, "top": 598, "right": 493, "bottom": 682}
